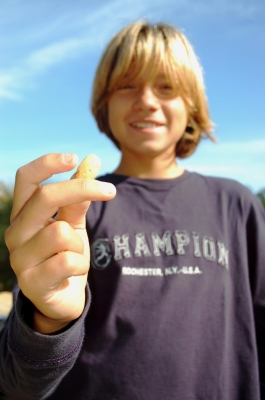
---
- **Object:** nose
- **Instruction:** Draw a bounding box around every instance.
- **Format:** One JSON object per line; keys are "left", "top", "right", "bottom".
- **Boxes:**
{"left": 133, "top": 85, "right": 159, "bottom": 111}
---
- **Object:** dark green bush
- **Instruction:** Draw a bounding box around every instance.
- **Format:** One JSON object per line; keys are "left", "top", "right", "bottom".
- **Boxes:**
{"left": 0, "top": 183, "right": 16, "bottom": 292}
{"left": 257, "top": 188, "right": 265, "bottom": 208}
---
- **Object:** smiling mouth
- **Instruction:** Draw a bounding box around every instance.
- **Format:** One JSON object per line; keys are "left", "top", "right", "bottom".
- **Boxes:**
{"left": 130, "top": 122, "right": 163, "bottom": 128}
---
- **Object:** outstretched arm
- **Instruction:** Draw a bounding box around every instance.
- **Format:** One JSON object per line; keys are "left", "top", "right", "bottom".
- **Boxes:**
{"left": 0, "top": 153, "right": 116, "bottom": 399}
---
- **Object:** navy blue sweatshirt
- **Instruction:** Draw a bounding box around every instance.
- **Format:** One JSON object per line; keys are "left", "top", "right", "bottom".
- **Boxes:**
{"left": 1, "top": 171, "right": 265, "bottom": 400}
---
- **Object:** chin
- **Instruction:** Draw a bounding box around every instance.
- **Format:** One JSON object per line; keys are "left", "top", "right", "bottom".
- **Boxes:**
{"left": 132, "top": 145, "right": 172, "bottom": 157}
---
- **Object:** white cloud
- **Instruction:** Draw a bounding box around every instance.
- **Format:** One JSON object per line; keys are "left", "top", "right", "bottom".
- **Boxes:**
{"left": 26, "top": 39, "right": 88, "bottom": 71}
{"left": 0, "top": 0, "right": 264, "bottom": 102}
{"left": 0, "top": 0, "right": 146, "bottom": 101}
{"left": 0, "top": 71, "right": 26, "bottom": 100}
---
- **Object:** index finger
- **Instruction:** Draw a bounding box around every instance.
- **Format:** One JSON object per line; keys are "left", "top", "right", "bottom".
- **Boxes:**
{"left": 11, "top": 153, "right": 78, "bottom": 222}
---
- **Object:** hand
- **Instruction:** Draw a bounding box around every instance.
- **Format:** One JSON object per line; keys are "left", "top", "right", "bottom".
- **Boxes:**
{"left": 5, "top": 153, "right": 116, "bottom": 333}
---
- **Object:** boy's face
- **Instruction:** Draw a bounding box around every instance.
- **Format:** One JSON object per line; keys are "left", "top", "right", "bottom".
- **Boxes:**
{"left": 108, "top": 71, "right": 188, "bottom": 158}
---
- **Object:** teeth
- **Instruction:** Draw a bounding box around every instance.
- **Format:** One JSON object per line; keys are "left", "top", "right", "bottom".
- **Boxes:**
{"left": 132, "top": 122, "right": 160, "bottom": 128}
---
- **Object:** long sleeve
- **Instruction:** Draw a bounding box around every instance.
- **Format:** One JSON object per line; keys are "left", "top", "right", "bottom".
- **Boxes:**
{"left": 247, "top": 196, "right": 265, "bottom": 399}
{"left": 0, "top": 286, "right": 90, "bottom": 400}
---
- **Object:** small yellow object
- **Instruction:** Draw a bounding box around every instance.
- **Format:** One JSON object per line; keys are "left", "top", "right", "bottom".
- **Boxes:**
{"left": 75, "top": 154, "right": 101, "bottom": 179}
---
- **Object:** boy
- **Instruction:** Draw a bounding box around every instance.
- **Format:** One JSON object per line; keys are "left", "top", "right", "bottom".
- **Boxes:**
{"left": 1, "top": 21, "right": 265, "bottom": 400}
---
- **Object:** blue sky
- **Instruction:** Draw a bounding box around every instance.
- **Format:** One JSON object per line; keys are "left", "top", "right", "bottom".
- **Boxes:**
{"left": 0, "top": 0, "right": 264, "bottom": 193}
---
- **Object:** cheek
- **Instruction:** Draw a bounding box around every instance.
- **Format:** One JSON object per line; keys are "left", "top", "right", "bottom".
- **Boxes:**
{"left": 108, "top": 95, "right": 131, "bottom": 138}
{"left": 108, "top": 98, "right": 126, "bottom": 142}
{"left": 170, "top": 99, "right": 188, "bottom": 127}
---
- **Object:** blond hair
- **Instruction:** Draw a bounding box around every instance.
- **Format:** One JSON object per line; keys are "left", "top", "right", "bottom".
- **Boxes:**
{"left": 91, "top": 21, "right": 215, "bottom": 158}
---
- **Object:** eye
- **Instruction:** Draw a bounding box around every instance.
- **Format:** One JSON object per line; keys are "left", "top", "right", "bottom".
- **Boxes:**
{"left": 155, "top": 82, "right": 175, "bottom": 97}
{"left": 160, "top": 83, "right": 173, "bottom": 90}
{"left": 117, "top": 84, "right": 135, "bottom": 90}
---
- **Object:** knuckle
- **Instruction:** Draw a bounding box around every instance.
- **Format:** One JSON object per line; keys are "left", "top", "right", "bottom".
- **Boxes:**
{"left": 79, "top": 178, "right": 90, "bottom": 193}
{"left": 56, "top": 252, "right": 88, "bottom": 275}
{"left": 15, "top": 166, "right": 25, "bottom": 183}
{"left": 9, "top": 251, "right": 18, "bottom": 273}
{"left": 41, "top": 154, "right": 55, "bottom": 172}
{"left": 9, "top": 247, "right": 23, "bottom": 275}
{"left": 36, "top": 185, "right": 51, "bottom": 203}
{"left": 4, "top": 225, "right": 20, "bottom": 254}
{"left": 16, "top": 270, "right": 31, "bottom": 294}
{"left": 4, "top": 225, "right": 12, "bottom": 250}
{"left": 41, "top": 154, "right": 50, "bottom": 167}
{"left": 57, "top": 251, "right": 74, "bottom": 270}
{"left": 51, "top": 220, "right": 72, "bottom": 244}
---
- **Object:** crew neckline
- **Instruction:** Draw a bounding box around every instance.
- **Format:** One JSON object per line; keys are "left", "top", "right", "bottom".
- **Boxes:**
{"left": 99, "top": 170, "right": 192, "bottom": 191}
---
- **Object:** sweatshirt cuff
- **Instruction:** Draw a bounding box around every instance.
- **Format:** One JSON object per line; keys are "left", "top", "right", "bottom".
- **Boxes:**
{"left": 7, "top": 285, "right": 91, "bottom": 366}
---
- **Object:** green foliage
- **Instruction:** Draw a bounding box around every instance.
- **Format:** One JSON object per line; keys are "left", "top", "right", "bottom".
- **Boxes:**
{"left": 0, "top": 182, "right": 16, "bottom": 292}
{"left": 257, "top": 188, "right": 265, "bottom": 209}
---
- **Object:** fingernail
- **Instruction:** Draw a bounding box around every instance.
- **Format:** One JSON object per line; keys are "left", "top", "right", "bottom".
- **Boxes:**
{"left": 62, "top": 153, "right": 75, "bottom": 164}
{"left": 99, "top": 182, "right": 116, "bottom": 196}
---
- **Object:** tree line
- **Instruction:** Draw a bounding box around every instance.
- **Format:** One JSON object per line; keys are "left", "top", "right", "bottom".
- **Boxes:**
{"left": 0, "top": 181, "right": 265, "bottom": 292}
{"left": 0, "top": 182, "right": 16, "bottom": 291}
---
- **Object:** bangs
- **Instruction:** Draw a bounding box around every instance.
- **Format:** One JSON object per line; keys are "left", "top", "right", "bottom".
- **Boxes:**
{"left": 108, "top": 25, "right": 180, "bottom": 93}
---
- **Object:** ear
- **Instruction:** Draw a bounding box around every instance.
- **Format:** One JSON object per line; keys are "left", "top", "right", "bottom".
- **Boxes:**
{"left": 185, "top": 125, "right": 194, "bottom": 134}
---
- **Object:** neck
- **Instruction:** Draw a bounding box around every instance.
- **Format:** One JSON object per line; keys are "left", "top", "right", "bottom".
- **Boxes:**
{"left": 113, "top": 149, "right": 184, "bottom": 179}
